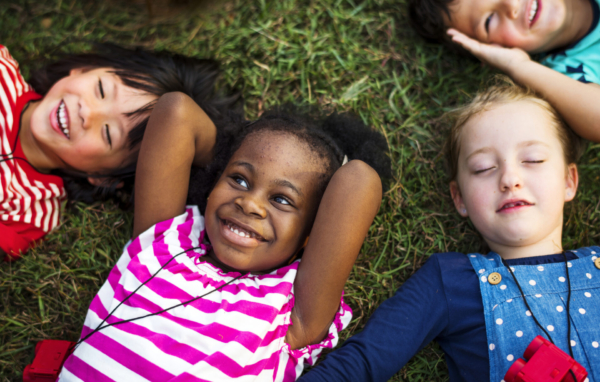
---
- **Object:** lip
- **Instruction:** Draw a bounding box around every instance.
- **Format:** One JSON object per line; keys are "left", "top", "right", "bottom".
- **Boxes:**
{"left": 219, "top": 218, "right": 268, "bottom": 248}
{"left": 496, "top": 198, "right": 534, "bottom": 213}
{"left": 49, "top": 100, "right": 70, "bottom": 139}
{"left": 527, "top": 0, "right": 542, "bottom": 27}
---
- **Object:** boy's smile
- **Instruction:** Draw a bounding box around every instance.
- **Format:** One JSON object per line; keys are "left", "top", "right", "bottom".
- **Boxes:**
{"left": 450, "top": 100, "right": 578, "bottom": 258}
{"left": 447, "top": 0, "right": 593, "bottom": 53}
{"left": 204, "top": 130, "right": 326, "bottom": 273}
{"left": 22, "top": 67, "right": 156, "bottom": 174}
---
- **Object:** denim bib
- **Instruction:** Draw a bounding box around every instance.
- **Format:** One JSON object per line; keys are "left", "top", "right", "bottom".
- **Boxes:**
{"left": 469, "top": 247, "right": 600, "bottom": 382}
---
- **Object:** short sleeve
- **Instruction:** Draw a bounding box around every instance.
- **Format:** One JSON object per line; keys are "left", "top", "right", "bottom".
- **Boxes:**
{"left": 280, "top": 292, "right": 352, "bottom": 379}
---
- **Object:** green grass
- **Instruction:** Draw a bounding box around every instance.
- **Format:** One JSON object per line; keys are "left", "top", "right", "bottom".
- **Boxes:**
{"left": 2, "top": 0, "right": 600, "bottom": 381}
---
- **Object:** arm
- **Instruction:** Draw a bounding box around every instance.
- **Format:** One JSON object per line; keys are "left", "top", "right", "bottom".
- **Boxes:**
{"left": 133, "top": 92, "right": 217, "bottom": 237}
{"left": 299, "top": 255, "right": 451, "bottom": 382}
{"left": 286, "top": 160, "right": 382, "bottom": 350}
{"left": 448, "top": 29, "right": 600, "bottom": 142}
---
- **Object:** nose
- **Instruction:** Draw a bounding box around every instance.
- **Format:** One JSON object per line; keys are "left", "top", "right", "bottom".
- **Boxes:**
{"left": 502, "top": 0, "right": 520, "bottom": 19}
{"left": 499, "top": 162, "right": 522, "bottom": 192}
{"left": 79, "top": 98, "right": 107, "bottom": 131}
{"left": 235, "top": 193, "right": 267, "bottom": 219}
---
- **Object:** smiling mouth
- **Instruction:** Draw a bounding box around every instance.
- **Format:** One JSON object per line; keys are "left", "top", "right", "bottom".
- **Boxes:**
{"left": 57, "top": 100, "right": 70, "bottom": 139}
{"left": 497, "top": 201, "right": 533, "bottom": 212}
{"left": 529, "top": 0, "right": 540, "bottom": 26}
{"left": 224, "top": 220, "right": 266, "bottom": 241}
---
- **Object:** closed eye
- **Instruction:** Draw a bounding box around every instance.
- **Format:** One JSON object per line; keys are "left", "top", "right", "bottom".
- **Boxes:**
{"left": 475, "top": 166, "right": 495, "bottom": 174}
{"left": 105, "top": 124, "right": 112, "bottom": 148}
{"left": 485, "top": 14, "right": 493, "bottom": 34}
{"left": 98, "top": 78, "right": 105, "bottom": 99}
{"left": 524, "top": 160, "right": 544, "bottom": 163}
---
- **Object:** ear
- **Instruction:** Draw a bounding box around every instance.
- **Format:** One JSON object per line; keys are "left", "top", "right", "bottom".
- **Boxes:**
{"left": 564, "top": 163, "right": 579, "bottom": 202}
{"left": 87, "top": 177, "right": 124, "bottom": 189}
{"left": 450, "top": 180, "right": 468, "bottom": 217}
{"left": 69, "top": 68, "right": 85, "bottom": 76}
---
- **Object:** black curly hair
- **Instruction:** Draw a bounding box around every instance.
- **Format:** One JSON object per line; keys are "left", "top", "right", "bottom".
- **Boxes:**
{"left": 28, "top": 43, "right": 238, "bottom": 207}
{"left": 187, "top": 106, "right": 392, "bottom": 213}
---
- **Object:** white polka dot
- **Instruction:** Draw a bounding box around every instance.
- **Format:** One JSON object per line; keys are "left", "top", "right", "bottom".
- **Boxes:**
{"left": 489, "top": 343, "right": 495, "bottom": 351}
{"left": 471, "top": 255, "right": 476, "bottom": 258}
{"left": 585, "top": 292, "right": 592, "bottom": 297}
{"left": 592, "top": 256, "right": 598, "bottom": 261}
{"left": 510, "top": 267, "right": 516, "bottom": 272}
{"left": 585, "top": 378, "right": 589, "bottom": 382}
{"left": 579, "top": 308, "right": 586, "bottom": 315}
{"left": 587, "top": 273, "right": 592, "bottom": 279}
{"left": 529, "top": 280, "right": 536, "bottom": 286}
{"left": 500, "top": 285, "right": 507, "bottom": 290}
{"left": 592, "top": 251, "right": 597, "bottom": 255}
{"left": 479, "top": 269, "right": 485, "bottom": 274}
{"left": 559, "top": 277, "right": 566, "bottom": 282}
{"left": 547, "top": 325, "right": 555, "bottom": 332}
{"left": 537, "top": 266, "right": 544, "bottom": 271}
{"left": 593, "top": 341, "right": 599, "bottom": 348}
{"left": 526, "top": 310, "right": 532, "bottom": 316}
{"left": 496, "top": 318, "right": 504, "bottom": 325}
{"left": 557, "top": 306, "right": 564, "bottom": 312}
{"left": 507, "top": 354, "right": 514, "bottom": 361}
{"left": 571, "top": 340, "right": 576, "bottom": 347}
{"left": 481, "top": 276, "right": 488, "bottom": 283}
{"left": 568, "top": 262, "right": 573, "bottom": 268}
{"left": 516, "top": 331, "right": 523, "bottom": 337}
{"left": 535, "top": 294, "right": 542, "bottom": 298}
{"left": 507, "top": 298, "right": 513, "bottom": 303}
{"left": 489, "top": 258, "right": 495, "bottom": 261}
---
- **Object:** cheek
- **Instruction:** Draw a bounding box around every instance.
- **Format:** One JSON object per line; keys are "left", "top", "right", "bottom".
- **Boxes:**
{"left": 493, "top": 25, "right": 526, "bottom": 48}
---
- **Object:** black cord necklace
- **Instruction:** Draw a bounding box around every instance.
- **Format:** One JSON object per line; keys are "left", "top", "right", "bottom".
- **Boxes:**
{"left": 0, "top": 102, "right": 35, "bottom": 166}
{"left": 72, "top": 246, "right": 247, "bottom": 351}
{"left": 502, "top": 251, "right": 577, "bottom": 379}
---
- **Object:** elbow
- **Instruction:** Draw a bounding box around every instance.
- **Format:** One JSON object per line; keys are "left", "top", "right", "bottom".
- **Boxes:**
{"left": 335, "top": 160, "right": 383, "bottom": 204}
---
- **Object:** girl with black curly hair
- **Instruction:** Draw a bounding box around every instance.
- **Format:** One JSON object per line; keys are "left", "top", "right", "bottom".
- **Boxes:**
{"left": 56, "top": 92, "right": 391, "bottom": 381}
{"left": 0, "top": 43, "right": 235, "bottom": 260}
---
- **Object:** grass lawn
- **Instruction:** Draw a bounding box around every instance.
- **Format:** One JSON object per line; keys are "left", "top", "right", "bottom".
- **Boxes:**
{"left": 2, "top": 0, "right": 600, "bottom": 381}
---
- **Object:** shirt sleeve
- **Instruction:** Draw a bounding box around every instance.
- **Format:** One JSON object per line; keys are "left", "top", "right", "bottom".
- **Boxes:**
{"left": 0, "top": 221, "right": 46, "bottom": 261}
{"left": 299, "top": 254, "right": 450, "bottom": 382}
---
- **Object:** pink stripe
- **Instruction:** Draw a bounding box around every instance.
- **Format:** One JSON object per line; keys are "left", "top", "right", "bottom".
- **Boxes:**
{"left": 85, "top": 331, "right": 176, "bottom": 380}
{"left": 203, "top": 349, "right": 281, "bottom": 378}
{"left": 62, "top": 354, "right": 117, "bottom": 382}
{"left": 171, "top": 373, "right": 212, "bottom": 382}
{"left": 87, "top": 296, "right": 265, "bottom": 353}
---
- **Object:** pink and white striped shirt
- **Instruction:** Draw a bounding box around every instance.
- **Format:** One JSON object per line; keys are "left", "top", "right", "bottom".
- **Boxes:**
{"left": 59, "top": 206, "right": 352, "bottom": 381}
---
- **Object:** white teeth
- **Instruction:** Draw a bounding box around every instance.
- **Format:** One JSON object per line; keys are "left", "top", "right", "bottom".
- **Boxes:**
{"left": 227, "top": 222, "right": 255, "bottom": 239}
{"left": 529, "top": 0, "right": 538, "bottom": 22}
{"left": 57, "top": 101, "right": 70, "bottom": 138}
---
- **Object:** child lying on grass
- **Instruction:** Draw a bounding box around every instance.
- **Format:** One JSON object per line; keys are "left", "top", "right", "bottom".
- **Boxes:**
{"left": 299, "top": 78, "right": 600, "bottom": 381}
{"left": 409, "top": 0, "right": 600, "bottom": 144}
{"left": 0, "top": 44, "right": 233, "bottom": 260}
{"left": 56, "top": 93, "right": 391, "bottom": 381}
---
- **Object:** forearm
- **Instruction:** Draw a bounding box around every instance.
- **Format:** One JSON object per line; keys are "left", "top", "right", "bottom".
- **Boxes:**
{"left": 290, "top": 160, "right": 382, "bottom": 348}
{"left": 508, "top": 61, "right": 600, "bottom": 142}
{"left": 133, "top": 92, "right": 216, "bottom": 237}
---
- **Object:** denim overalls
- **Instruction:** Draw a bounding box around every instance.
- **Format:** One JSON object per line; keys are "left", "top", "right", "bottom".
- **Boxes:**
{"left": 469, "top": 247, "right": 600, "bottom": 382}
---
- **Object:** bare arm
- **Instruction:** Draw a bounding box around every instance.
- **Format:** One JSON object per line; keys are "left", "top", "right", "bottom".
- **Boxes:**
{"left": 448, "top": 29, "right": 600, "bottom": 142}
{"left": 286, "top": 160, "right": 383, "bottom": 350}
{"left": 133, "top": 92, "right": 217, "bottom": 237}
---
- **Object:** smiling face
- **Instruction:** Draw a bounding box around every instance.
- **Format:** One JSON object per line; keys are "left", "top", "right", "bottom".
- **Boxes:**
{"left": 447, "top": 0, "right": 589, "bottom": 53}
{"left": 26, "top": 67, "right": 157, "bottom": 173}
{"left": 450, "top": 100, "right": 578, "bottom": 258}
{"left": 204, "top": 130, "right": 329, "bottom": 273}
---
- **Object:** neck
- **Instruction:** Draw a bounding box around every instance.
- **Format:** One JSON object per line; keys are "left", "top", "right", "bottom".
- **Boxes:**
{"left": 565, "top": 0, "right": 594, "bottom": 47}
{"left": 486, "top": 224, "right": 564, "bottom": 260}
{"left": 19, "top": 101, "right": 60, "bottom": 173}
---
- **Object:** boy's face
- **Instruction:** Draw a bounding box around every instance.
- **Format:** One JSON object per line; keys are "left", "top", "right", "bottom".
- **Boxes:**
{"left": 447, "top": 0, "right": 573, "bottom": 53}
{"left": 450, "top": 100, "right": 578, "bottom": 254}
{"left": 28, "top": 67, "right": 157, "bottom": 173}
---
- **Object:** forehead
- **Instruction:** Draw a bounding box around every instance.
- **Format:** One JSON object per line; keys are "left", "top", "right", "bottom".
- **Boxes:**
{"left": 446, "top": 0, "right": 481, "bottom": 36}
{"left": 232, "top": 130, "right": 327, "bottom": 185}
{"left": 460, "top": 100, "right": 562, "bottom": 155}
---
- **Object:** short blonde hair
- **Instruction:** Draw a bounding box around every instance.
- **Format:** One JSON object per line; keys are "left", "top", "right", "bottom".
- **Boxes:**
{"left": 444, "top": 76, "right": 585, "bottom": 181}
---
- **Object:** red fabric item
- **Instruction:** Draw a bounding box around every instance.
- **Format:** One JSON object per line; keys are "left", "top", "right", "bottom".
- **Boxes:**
{"left": 0, "top": 45, "right": 66, "bottom": 260}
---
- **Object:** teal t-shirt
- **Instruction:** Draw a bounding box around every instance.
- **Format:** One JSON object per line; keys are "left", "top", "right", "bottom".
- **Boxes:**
{"left": 541, "top": 0, "right": 600, "bottom": 84}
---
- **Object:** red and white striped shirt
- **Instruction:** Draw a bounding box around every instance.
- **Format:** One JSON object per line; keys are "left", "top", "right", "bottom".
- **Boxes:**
{"left": 60, "top": 206, "right": 352, "bottom": 381}
{"left": 0, "top": 45, "right": 65, "bottom": 259}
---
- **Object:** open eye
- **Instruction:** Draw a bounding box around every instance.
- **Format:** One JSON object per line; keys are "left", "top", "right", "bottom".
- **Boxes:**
{"left": 98, "top": 78, "right": 105, "bottom": 99}
{"left": 273, "top": 196, "right": 291, "bottom": 205}
{"left": 233, "top": 176, "right": 249, "bottom": 189}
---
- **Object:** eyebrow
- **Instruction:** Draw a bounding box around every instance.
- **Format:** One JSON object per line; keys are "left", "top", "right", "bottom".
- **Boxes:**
{"left": 465, "top": 141, "right": 551, "bottom": 161}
